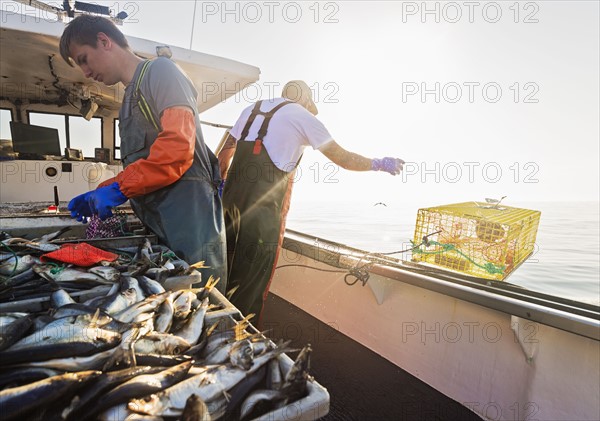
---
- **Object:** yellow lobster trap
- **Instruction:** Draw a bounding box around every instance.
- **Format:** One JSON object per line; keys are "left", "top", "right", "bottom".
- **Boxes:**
{"left": 411, "top": 202, "right": 541, "bottom": 280}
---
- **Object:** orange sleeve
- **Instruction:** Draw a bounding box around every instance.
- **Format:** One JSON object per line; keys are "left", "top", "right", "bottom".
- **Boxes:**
{"left": 116, "top": 108, "right": 196, "bottom": 198}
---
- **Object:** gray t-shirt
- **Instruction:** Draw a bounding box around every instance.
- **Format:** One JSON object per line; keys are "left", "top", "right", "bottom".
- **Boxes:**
{"left": 121, "top": 57, "right": 198, "bottom": 122}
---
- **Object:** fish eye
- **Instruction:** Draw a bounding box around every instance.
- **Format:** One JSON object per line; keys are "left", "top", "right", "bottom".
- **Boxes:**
{"left": 173, "top": 346, "right": 181, "bottom": 354}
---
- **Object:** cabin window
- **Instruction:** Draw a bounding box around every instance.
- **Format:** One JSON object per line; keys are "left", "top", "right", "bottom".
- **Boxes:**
{"left": 0, "top": 108, "right": 12, "bottom": 141}
{"left": 113, "top": 118, "right": 121, "bottom": 160}
{"left": 69, "top": 116, "right": 102, "bottom": 158}
{"left": 27, "top": 113, "right": 67, "bottom": 153}
{"left": 28, "top": 112, "right": 102, "bottom": 158}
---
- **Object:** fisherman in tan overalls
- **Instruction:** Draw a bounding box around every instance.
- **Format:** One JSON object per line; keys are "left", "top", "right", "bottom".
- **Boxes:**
{"left": 218, "top": 80, "right": 404, "bottom": 320}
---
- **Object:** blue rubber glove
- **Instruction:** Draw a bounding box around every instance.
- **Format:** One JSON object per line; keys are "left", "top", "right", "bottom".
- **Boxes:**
{"left": 88, "top": 182, "right": 128, "bottom": 220}
{"left": 68, "top": 191, "right": 94, "bottom": 223}
{"left": 68, "top": 182, "right": 128, "bottom": 222}
{"left": 371, "top": 157, "right": 405, "bottom": 175}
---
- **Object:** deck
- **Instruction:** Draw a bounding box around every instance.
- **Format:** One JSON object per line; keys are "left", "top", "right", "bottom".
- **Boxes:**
{"left": 262, "top": 293, "right": 483, "bottom": 421}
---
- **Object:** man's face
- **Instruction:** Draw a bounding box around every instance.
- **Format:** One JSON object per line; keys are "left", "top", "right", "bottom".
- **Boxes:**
{"left": 69, "top": 37, "right": 119, "bottom": 86}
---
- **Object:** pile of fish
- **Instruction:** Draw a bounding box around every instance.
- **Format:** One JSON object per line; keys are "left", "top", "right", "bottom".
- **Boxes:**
{"left": 0, "top": 232, "right": 312, "bottom": 420}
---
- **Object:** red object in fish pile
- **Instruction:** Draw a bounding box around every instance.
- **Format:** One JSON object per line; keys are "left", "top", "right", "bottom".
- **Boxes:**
{"left": 41, "top": 243, "right": 118, "bottom": 267}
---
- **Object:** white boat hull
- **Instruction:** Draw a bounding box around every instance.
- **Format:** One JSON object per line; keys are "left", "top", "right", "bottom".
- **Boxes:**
{"left": 271, "top": 232, "right": 600, "bottom": 421}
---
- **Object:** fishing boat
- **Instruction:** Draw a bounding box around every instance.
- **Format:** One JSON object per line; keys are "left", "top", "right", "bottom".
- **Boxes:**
{"left": 1, "top": 3, "right": 598, "bottom": 421}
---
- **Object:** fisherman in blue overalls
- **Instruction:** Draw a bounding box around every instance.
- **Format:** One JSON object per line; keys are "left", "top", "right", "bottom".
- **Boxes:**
{"left": 60, "top": 15, "right": 227, "bottom": 291}
{"left": 218, "top": 80, "right": 404, "bottom": 319}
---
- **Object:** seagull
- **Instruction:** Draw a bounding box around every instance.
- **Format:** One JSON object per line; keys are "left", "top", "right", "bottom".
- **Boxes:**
{"left": 484, "top": 196, "right": 507, "bottom": 208}
{"left": 485, "top": 196, "right": 506, "bottom": 204}
{"left": 374, "top": 202, "right": 387, "bottom": 207}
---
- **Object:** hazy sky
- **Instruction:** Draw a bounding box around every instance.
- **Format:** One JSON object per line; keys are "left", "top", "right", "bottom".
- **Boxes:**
{"left": 4, "top": 1, "right": 600, "bottom": 205}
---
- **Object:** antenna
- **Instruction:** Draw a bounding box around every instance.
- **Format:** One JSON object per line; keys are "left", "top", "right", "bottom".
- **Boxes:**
{"left": 189, "top": 0, "right": 198, "bottom": 50}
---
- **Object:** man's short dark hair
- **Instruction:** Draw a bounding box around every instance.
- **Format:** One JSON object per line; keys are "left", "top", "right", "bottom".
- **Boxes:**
{"left": 59, "top": 15, "right": 129, "bottom": 66}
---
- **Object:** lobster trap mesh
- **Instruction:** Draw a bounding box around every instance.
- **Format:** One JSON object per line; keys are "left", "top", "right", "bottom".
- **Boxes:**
{"left": 412, "top": 202, "right": 541, "bottom": 280}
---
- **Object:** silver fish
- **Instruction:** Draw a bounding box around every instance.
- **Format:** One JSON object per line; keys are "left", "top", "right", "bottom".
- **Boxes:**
{"left": 32, "top": 315, "right": 54, "bottom": 331}
{"left": 203, "top": 336, "right": 258, "bottom": 367}
{"left": 106, "top": 281, "right": 120, "bottom": 296}
{"left": 66, "top": 365, "right": 175, "bottom": 421}
{"left": 137, "top": 275, "right": 165, "bottom": 296}
{"left": 135, "top": 353, "right": 193, "bottom": 367}
{"left": 113, "top": 292, "right": 168, "bottom": 323}
{"left": 181, "top": 394, "right": 212, "bottom": 421}
{"left": 0, "top": 314, "right": 33, "bottom": 352}
{"left": 85, "top": 288, "right": 139, "bottom": 315}
{"left": 50, "top": 288, "right": 76, "bottom": 308}
{"left": 2, "top": 321, "right": 121, "bottom": 365}
{"left": 200, "top": 317, "right": 251, "bottom": 358}
{"left": 89, "top": 266, "right": 121, "bottom": 282}
{"left": 0, "top": 254, "right": 36, "bottom": 276}
{"left": 280, "top": 344, "right": 312, "bottom": 404}
{"left": 127, "top": 239, "right": 155, "bottom": 271}
{"left": 145, "top": 266, "right": 171, "bottom": 283}
{"left": 121, "top": 276, "right": 146, "bottom": 302}
{"left": 0, "top": 312, "right": 29, "bottom": 324}
{"left": 128, "top": 348, "right": 283, "bottom": 417}
{"left": 23, "top": 348, "right": 116, "bottom": 371}
{"left": 58, "top": 308, "right": 133, "bottom": 333}
{"left": 162, "top": 272, "right": 201, "bottom": 291}
{"left": 101, "top": 361, "right": 193, "bottom": 413}
{"left": 173, "top": 297, "right": 209, "bottom": 346}
{"left": 154, "top": 295, "right": 174, "bottom": 333}
{"left": 0, "top": 370, "right": 100, "bottom": 421}
{"left": 134, "top": 333, "right": 191, "bottom": 355}
{"left": 103, "top": 316, "right": 154, "bottom": 371}
{"left": 229, "top": 338, "right": 254, "bottom": 371}
{"left": 98, "top": 403, "right": 133, "bottom": 421}
{"left": 34, "top": 264, "right": 112, "bottom": 284}
{"left": 173, "top": 290, "right": 196, "bottom": 319}
{"left": 267, "top": 358, "right": 283, "bottom": 390}
{"left": 32, "top": 226, "right": 71, "bottom": 243}
{"left": 239, "top": 389, "right": 284, "bottom": 420}
{"left": 0, "top": 367, "right": 62, "bottom": 389}
{"left": 124, "top": 414, "right": 165, "bottom": 421}
{"left": 2, "top": 237, "right": 60, "bottom": 253}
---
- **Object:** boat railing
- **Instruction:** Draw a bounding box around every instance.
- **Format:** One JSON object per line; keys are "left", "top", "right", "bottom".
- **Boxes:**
{"left": 281, "top": 228, "right": 600, "bottom": 341}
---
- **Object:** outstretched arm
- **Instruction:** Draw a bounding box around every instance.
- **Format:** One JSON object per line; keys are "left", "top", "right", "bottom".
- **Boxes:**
{"left": 319, "top": 141, "right": 372, "bottom": 171}
{"left": 319, "top": 141, "right": 404, "bottom": 175}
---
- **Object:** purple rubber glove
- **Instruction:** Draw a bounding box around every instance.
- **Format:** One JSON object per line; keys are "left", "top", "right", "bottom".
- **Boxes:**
{"left": 218, "top": 179, "right": 225, "bottom": 198}
{"left": 371, "top": 157, "right": 405, "bottom": 175}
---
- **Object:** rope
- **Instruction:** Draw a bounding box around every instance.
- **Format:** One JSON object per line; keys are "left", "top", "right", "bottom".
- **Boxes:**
{"left": 0, "top": 243, "right": 19, "bottom": 278}
{"left": 412, "top": 240, "right": 506, "bottom": 275}
{"left": 275, "top": 263, "right": 371, "bottom": 286}
{"left": 275, "top": 230, "right": 443, "bottom": 287}
{"left": 48, "top": 263, "right": 66, "bottom": 275}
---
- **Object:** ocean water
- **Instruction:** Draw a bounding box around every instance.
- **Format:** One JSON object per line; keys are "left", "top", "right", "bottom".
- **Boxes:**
{"left": 286, "top": 200, "right": 600, "bottom": 306}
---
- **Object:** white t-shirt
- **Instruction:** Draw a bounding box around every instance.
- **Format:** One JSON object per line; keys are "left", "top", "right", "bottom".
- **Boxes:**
{"left": 229, "top": 98, "right": 334, "bottom": 172}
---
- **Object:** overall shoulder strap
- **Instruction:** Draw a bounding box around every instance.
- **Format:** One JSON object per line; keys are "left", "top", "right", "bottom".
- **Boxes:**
{"left": 255, "top": 100, "right": 293, "bottom": 141}
{"left": 252, "top": 100, "right": 293, "bottom": 155}
{"left": 239, "top": 100, "right": 263, "bottom": 142}
{"left": 134, "top": 60, "right": 160, "bottom": 131}
{"left": 237, "top": 100, "right": 293, "bottom": 155}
